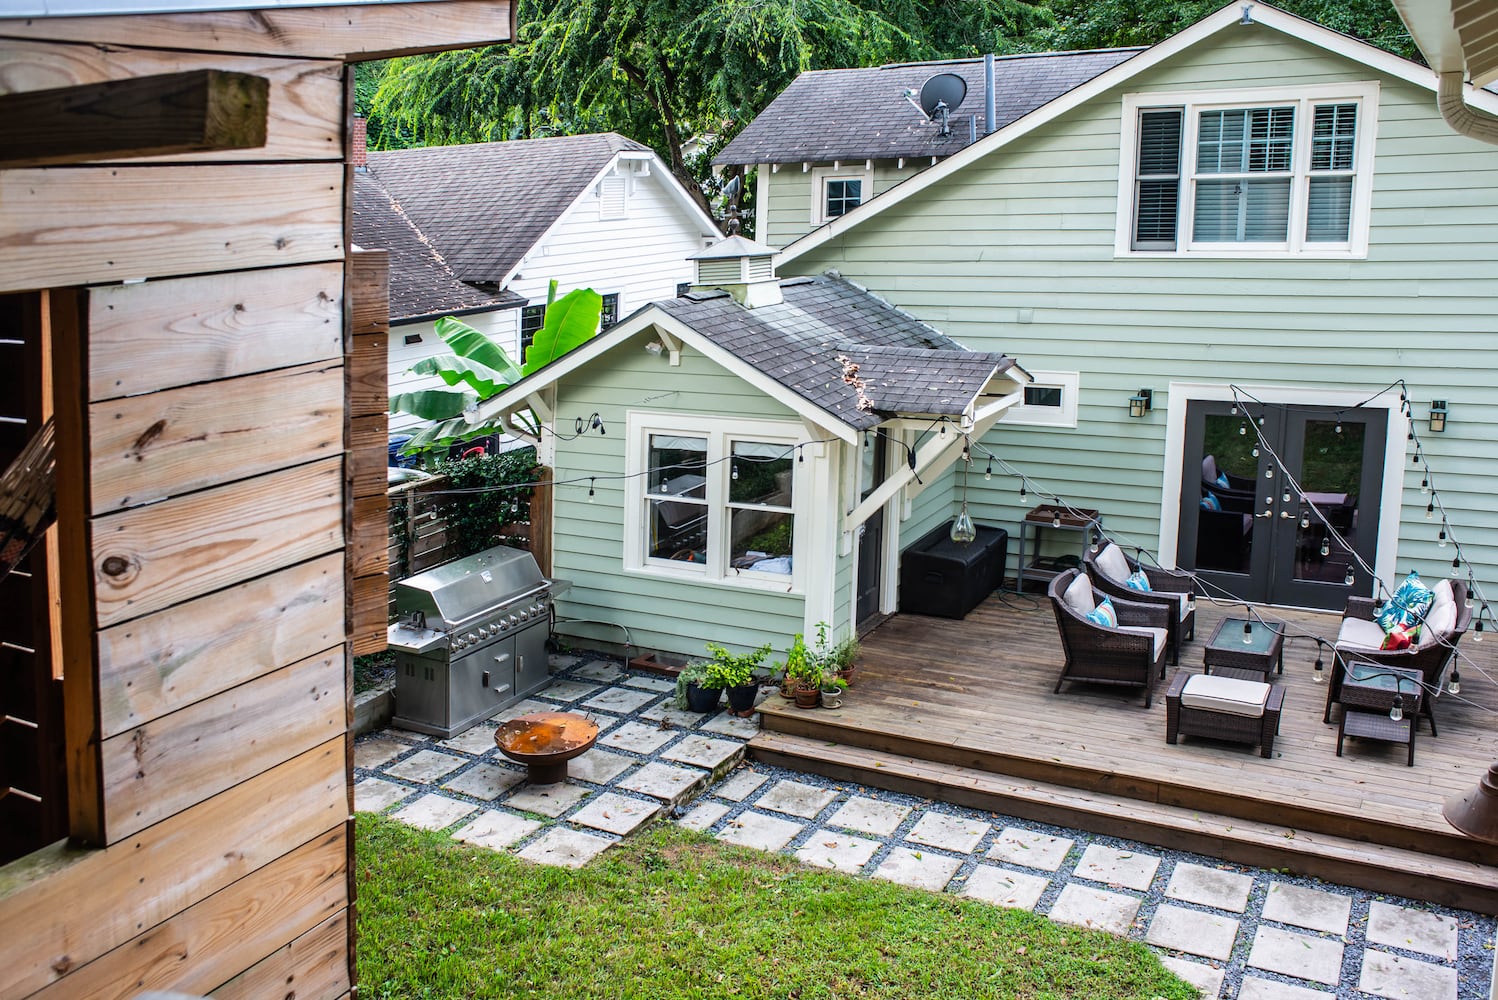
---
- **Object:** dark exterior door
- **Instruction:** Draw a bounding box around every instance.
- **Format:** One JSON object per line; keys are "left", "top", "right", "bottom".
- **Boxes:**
{"left": 856, "top": 432, "right": 887, "bottom": 628}
{"left": 1177, "top": 400, "right": 1385, "bottom": 610}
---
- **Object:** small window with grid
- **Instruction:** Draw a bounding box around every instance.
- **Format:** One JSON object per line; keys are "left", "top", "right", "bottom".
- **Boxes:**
{"left": 519, "top": 304, "right": 546, "bottom": 356}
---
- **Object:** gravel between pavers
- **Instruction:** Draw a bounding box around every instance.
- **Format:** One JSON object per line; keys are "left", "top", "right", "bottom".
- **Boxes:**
{"left": 355, "top": 652, "right": 1498, "bottom": 1000}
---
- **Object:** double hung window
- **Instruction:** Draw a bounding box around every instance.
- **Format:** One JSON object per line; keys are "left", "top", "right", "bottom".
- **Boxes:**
{"left": 628, "top": 414, "right": 799, "bottom": 588}
{"left": 811, "top": 165, "right": 873, "bottom": 225}
{"left": 1121, "top": 84, "right": 1376, "bottom": 256}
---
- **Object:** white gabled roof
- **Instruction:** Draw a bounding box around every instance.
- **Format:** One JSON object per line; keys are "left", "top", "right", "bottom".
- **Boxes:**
{"left": 778, "top": 0, "right": 1498, "bottom": 268}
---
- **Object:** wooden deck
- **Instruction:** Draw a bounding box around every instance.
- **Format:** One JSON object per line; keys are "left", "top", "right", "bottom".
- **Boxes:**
{"left": 752, "top": 593, "right": 1498, "bottom": 912}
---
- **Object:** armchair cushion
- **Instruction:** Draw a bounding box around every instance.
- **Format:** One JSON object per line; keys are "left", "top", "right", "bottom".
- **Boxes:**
{"left": 1094, "top": 543, "right": 1131, "bottom": 584}
{"left": 1116, "top": 625, "right": 1167, "bottom": 660}
{"left": 1420, "top": 597, "right": 1456, "bottom": 646}
{"left": 1375, "top": 571, "right": 1434, "bottom": 632}
{"left": 1125, "top": 569, "right": 1152, "bottom": 592}
{"left": 1336, "top": 616, "right": 1387, "bottom": 651}
{"left": 1381, "top": 624, "right": 1419, "bottom": 651}
{"left": 1063, "top": 573, "right": 1097, "bottom": 616}
{"left": 1201, "top": 492, "right": 1222, "bottom": 511}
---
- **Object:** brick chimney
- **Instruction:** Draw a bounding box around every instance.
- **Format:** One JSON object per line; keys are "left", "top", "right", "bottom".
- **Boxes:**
{"left": 351, "top": 114, "right": 368, "bottom": 171}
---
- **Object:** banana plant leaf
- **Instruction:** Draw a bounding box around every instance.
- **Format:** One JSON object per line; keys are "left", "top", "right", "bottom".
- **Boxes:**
{"left": 389, "top": 387, "right": 476, "bottom": 421}
{"left": 408, "top": 354, "right": 511, "bottom": 398}
{"left": 522, "top": 285, "right": 603, "bottom": 376}
{"left": 435, "top": 315, "right": 522, "bottom": 382}
{"left": 402, "top": 415, "right": 488, "bottom": 452}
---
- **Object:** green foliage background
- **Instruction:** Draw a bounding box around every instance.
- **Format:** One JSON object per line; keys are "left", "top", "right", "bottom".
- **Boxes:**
{"left": 356, "top": 0, "right": 1418, "bottom": 234}
{"left": 429, "top": 447, "right": 541, "bottom": 559}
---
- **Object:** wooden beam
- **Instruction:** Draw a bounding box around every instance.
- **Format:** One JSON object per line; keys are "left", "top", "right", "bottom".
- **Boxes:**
{"left": 0, "top": 69, "right": 268, "bottom": 169}
{"left": 0, "top": 1, "right": 515, "bottom": 61}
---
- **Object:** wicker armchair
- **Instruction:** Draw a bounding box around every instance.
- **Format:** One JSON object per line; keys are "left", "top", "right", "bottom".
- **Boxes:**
{"left": 1048, "top": 569, "right": 1170, "bottom": 708}
{"left": 1324, "top": 580, "right": 1471, "bottom": 736}
{"left": 1084, "top": 543, "right": 1196, "bottom": 665}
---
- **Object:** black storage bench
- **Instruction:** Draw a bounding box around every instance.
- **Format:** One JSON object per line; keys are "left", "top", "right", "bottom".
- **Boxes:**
{"left": 898, "top": 522, "right": 1008, "bottom": 619}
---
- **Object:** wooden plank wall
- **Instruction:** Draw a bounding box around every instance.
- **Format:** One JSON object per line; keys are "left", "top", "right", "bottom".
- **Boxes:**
{"left": 349, "top": 250, "right": 390, "bottom": 657}
{"left": 0, "top": 3, "right": 510, "bottom": 994}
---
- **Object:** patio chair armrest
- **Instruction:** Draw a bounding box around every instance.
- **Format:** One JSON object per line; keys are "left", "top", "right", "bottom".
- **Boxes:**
{"left": 1265, "top": 684, "right": 1285, "bottom": 714}
{"left": 1344, "top": 597, "right": 1379, "bottom": 622}
{"left": 1141, "top": 568, "right": 1193, "bottom": 595}
{"left": 1113, "top": 596, "right": 1170, "bottom": 630}
{"left": 1166, "top": 671, "right": 1188, "bottom": 700}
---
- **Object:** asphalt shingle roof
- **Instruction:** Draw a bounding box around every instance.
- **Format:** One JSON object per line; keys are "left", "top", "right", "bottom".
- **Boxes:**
{"left": 365, "top": 132, "right": 650, "bottom": 283}
{"left": 654, "top": 274, "right": 1014, "bottom": 430}
{"left": 352, "top": 172, "right": 520, "bottom": 323}
{"left": 715, "top": 48, "right": 1142, "bottom": 165}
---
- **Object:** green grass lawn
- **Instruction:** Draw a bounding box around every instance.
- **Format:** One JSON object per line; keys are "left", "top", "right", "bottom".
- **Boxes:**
{"left": 356, "top": 815, "right": 1195, "bottom": 999}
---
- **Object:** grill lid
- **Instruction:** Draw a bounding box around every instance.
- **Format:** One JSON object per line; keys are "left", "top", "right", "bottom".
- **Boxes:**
{"left": 393, "top": 544, "right": 546, "bottom": 628}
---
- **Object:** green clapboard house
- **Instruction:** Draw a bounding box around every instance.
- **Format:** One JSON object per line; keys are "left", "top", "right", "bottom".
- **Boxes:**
{"left": 715, "top": 0, "right": 1498, "bottom": 622}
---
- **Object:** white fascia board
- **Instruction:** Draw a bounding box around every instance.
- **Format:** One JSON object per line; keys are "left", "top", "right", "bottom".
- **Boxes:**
{"left": 777, "top": 1, "right": 1497, "bottom": 269}
{"left": 472, "top": 306, "right": 861, "bottom": 444}
{"left": 495, "top": 150, "right": 719, "bottom": 291}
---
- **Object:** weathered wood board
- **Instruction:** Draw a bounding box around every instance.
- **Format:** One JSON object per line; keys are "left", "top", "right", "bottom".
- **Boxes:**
{"left": 100, "top": 651, "right": 344, "bottom": 841}
{"left": 0, "top": 41, "right": 342, "bottom": 163}
{"left": 350, "top": 495, "right": 389, "bottom": 579}
{"left": 0, "top": 163, "right": 343, "bottom": 292}
{"left": 29, "top": 827, "right": 347, "bottom": 1000}
{"left": 90, "top": 360, "right": 344, "bottom": 513}
{"left": 210, "top": 909, "right": 349, "bottom": 1000}
{"left": 91, "top": 457, "right": 343, "bottom": 628}
{"left": 0, "top": 739, "right": 345, "bottom": 998}
{"left": 352, "top": 571, "right": 389, "bottom": 656}
{"left": 87, "top": 263, "right": 343, "bottom": 402}
{"left": 97, "top": 552, "right": 343, "bottom": 739}
{"left": 350, "top": 413, "right": 387, "bottom": 500}
{"left": 0, "top": 1, "right": 515, "bottom": 60}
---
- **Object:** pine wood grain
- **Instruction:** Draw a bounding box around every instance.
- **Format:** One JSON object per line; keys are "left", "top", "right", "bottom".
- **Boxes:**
{"left": 0, "top": 41, "right": 341, "bottom": 163}
{"left": 210, "top": 909, "right": 348, "bottom": 1000}
{"left": 0, "top": 739, "right": 345, "bottom": 999}
{"left": 351, "top": 571, "right": 389, "bottom": 656}
{"left": 92, "top": 457, "right": 343, "bottom": 628}
{"left": 0, "top": 68, "right": 268, "bottom": 168}
{"left": 0, "top": 1, "right": 514, "bottom": 61}
{"left": 97, "top": 552, "right": 343, "bottom": 739}
{"left": 350, "top": 495, "right": 388, "bottom": 578}
{"left": 350, "top": 413, "right": 387, "bottom": 500}
{"left": 90, "top": 360, "right": 343, "bottom": 514}
{"left": 28, "top": 827, "right": 346, "bottom": 1000}
{"left": 87, "top": 263, "right": 343, "bottom": 402}
{"left": 100, "top": 650, "right": 343, "bottom": 842}
{"left": 0, "top": 163, "right": 343, "bottom": 293}
{"left": 349, "top": 331, "right": 389, "bottom": 417}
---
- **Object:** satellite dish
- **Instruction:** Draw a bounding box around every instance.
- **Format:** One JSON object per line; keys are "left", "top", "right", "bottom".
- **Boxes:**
{"left": 919, "top": 73, "right": 968, "bottom": 119}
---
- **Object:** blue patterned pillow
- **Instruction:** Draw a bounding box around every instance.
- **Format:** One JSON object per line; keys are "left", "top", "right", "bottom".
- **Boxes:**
{"left": 1375, "top": 571, "right": 1434, "bottom": 632}
{"left": 1125, "top": 569, "right": 1152, "bottom": 592}
{"left": 1216, "top": 473, "right": 1230, "bottom": 488}
{"left": 1200, "top": 493, "right": 1221, "bottom": 511}
{"left": 1085, "top": 596, "right": 1117, "bottom": 628}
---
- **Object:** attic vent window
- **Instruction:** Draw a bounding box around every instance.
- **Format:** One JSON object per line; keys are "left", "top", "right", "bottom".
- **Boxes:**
{"left": 598, "top": 174, "right": 628, "bottom": 220}
{"left": 696, "top": 258, "right": 741, "bottom": 285}
{"left": 745, "top": 256, "right": 774, "bottom": 281}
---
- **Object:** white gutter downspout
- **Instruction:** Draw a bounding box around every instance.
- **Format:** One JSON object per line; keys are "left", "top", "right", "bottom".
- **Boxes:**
{"left": 1438, "top": 71, "right": 1498, "bottom": 145}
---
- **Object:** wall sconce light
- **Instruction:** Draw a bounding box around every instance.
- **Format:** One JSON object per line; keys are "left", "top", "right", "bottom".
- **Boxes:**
{"left": 1128, "top": 388, "right": 1153, "bottom": 418}
{"left": 1429, "top": 400, "right": 1448, "bottom": 433}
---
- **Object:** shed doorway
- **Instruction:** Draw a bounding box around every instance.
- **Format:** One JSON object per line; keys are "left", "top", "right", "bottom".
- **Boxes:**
{"left": 1175, "top": 399, "right": 1387, "bottom": 610}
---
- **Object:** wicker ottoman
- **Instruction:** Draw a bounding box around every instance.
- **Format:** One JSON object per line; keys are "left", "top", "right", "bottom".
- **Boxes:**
{"left": 1166, "top": 672, "right": 1284, "bottom": 759}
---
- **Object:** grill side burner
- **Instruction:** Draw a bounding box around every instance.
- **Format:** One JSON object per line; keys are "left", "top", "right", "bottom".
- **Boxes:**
{"left": 386, "top": 544, "right": 560, "bottom": 738}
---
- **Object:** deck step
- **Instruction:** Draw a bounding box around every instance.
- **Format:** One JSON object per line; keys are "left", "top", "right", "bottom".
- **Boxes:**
{"left": 749, "top": 731, "right": 1498, "bottom": 915}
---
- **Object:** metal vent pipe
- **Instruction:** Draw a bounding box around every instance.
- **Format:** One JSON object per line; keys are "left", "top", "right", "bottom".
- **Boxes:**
{"left": 984, "top": 53, "right": 996, "bottom": 135}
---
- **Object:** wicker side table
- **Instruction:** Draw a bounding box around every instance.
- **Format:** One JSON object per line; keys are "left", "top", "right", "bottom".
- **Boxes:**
{"left": 1166, "top": 672, "right": 1284, "bottom": 759}
{"left": 1202, "top": 616, "right": 1285, "bottom": 681}
{"left": 1333, "top": 660, "right": 1422, "bottom": 767}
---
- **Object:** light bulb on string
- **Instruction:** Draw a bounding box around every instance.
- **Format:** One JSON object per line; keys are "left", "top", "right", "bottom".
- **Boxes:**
{"left": 731, "top": 464, "right": 739, "bottom": 481}
{"left": 1089, "top": 530, "right": 1100, "bottom": 554}
{"left": 1312, "top": 647, "right": 1325, "bottom": 683}
{"left": 1052, "top": 512, "right": 1062, "bottom": 529}
{"left": 949, "top": 504, "right": 977, "bottom": 544}
{"left": 588, "top": 478, "right": 596, "bottom": 502}
{"left": 1334, "top": 420, "right": 1343, "bottom": 434}
{"left": 1243, "top": 618, "right": 1254, "bottom": 645}
{"left": 1019, "top": 482, "right": 1027, "bottom": 501}
{"left": 1300, "top": 515, "right": 1310, "bottom": 528}
{"left": 1344, "top": 567, "right": 1356, "bottom": 586}
{"left": 1426, "top": 502, "right": 1434, "bottom": 520}
{"left": 1438, "top": 528, "right": 1447, "bottom": 548}
{"left": 1238, "top": 422, "right": 1247, "bottom": 436}
{"left": 1452, "top": 556, "right": 1461, "bottom": 576}
{"left": 1319, "top": 540, "right": 1331, "bottom": 557}
{"left": 1413, "top": 449, "right": 1421, "bottom": 465}
{"left": 1281, "top": 490, "right": 1291, "bottom": 504}
{"left": 1448, "top": 669, "right": 1461, "bottom": 696}
{"left": 1251, "top": 446, "right": 1260, "bottom": 458}
{"left": 1389, "top": 694, "right": 1403, "bottom": 723}
{"left": 1230, "top": 404, "right": 1238, "bottom": 415}
{"left": 1420, "top": 477, "right": 1429, "bottom": 495}
{"left": 1264, "top": 467, "right": 1273, "bottom": 480}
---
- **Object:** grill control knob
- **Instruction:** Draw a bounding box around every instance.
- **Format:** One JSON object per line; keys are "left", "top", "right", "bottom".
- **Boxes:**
{"left": 464, "top": 632, "right": 476, "bottom": 644}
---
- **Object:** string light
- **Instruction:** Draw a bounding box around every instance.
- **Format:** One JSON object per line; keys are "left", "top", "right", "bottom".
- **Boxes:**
{"left": 1438, "top": 528, "right": 1447, "bottom": 547}
{"left": 1448, "top": 669, "right": 1461, "bottom": 696}
{"left": 984, "top": 457, "right": 993, "bottom": 481}
{"left": 587, "top": 478, "right": 595, "bottom": 502}
{"left": 1389, "top": 693, "right": 1404, "bottom": 723}
{"left": 1312, "top": 643, "right": 1325, "bottom": 684}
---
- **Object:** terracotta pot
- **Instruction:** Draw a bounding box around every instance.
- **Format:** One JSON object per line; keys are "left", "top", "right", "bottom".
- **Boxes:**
{"left": 793, "top": 686, "right": 820, "bottom": 709}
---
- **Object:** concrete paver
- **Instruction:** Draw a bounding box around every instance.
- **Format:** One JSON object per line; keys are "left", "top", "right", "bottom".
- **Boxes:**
{"left": 1236, "top": 977, "right": 1333, "bottom": 1000}
{"left": 517, "top": 827, "right": 613, "bottom": 868}
{"left": 1358, "top": 949, "right": 1459, "bottom": 1000}
{"left": 1075, "top": 843, "right": 1160, "bottom": 892}
{"left": 354, "top": 737, "right": 414, "bottom": 770}
{"left": 1166, "top": 862, "right": 1254, "bottom": 913}
{"left": 438, "top": 724, "right": 499, "bottom": 755}
{"left": 794, "top": 832, "right": 881, "bottom": 874}
{"left": 679, "top": 801, "right": 731, "bottom": 832}
{"left": 1047, "top": 884, "right": 1141, "bottom": 936}
{"left": 661, "top": 735, "right": 744, "bottom": 774}
{"left": 960, "top": 865, "right": 1049, "bottom": 911}
{"left": 714, "top": 769, "right": 769, "bottom": 801}
{"left": 384, "top": 749, "right": 466, "bottom": 783}
{"left": 507, "top": 783, "right": 591, "bottom": 817}
{"left": 1261, "top": 882, "right": 1352, "bottom": 936}
{"left": 569, "top": 792, "right": 661, "bottom": 836}
{"left": 827, "top": 796, "right": 911, "bottom": 837}
{"left": 1247, "top": 926, "right": 1345, "bottom": 986}
{"left": 755, "top": 779, "right": 838, "bottom": 819}
{"left": 873, "top": 846, "right": 962, "bottom": 892}
{"left": 905, "top": 811, "right": 988, "bottom": 854}
{"left": 988, "top": 827, "right": 1073, "bottom": 872}
{"left": 391, "top": 793, "right": 476, "bottom": 832}
{"left": 598, "top": 720, "right": 677, "bottom": 755}
{"left": 453, "top": 810, "right": 542, "bottom": 850}
{"left": 1366, "top": 900, "right": 1459, "bottom": 962}
{"left": 617, "top": 762, "right": 707, "bottom": 805}
{"left": 717, "top": 811, "right": 803, "bottom": 852}
{"left": 441, "top": 763, "right": 525, "bottom": 800}
{"left": 567, "top": 749, "right": 635, "bottom": 785}
{"left": 354, "top": 777, "right": 412, "bottom": 813}
{"left": 1146, "top": 903, "right": 1240, "bottom": 961}
{"left": 1158, "top": 956, "right": 1226, "bottom": 1000}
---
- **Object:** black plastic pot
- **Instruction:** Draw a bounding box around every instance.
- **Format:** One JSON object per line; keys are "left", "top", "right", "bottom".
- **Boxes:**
{"left": 725, "top": 683, "right": 759, "bottom": 715}
{"left": 685, "top": 682, "right": 722, "bottom": 713}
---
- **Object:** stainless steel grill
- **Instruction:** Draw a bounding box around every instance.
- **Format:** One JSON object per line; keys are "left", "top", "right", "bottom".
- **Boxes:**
{"left": 386, "top": 544, "right": 559, "bottom": 738}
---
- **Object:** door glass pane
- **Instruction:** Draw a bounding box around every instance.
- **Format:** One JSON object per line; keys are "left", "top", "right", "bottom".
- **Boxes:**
{"left": 647, "top": 434, "right": 707, "bottom": 563}
{"left": 1293, "top": 419, "right": 1364, "bottom": 584}
{"left": 1196, "top": 414, "right": 1258, "bottom": 573}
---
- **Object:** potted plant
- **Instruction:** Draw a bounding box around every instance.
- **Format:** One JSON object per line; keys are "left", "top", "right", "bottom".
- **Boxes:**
{"left": 820, "top": 675, "right": 848, "bottom": 709}
{"left": 782, "top": 633, "right": 824, "bottom": 709}
{"left": 811, "top": 621, "right": 860, "bottom": 687}
{"left": 702, "top": 642, "right": 771, "bottom": 716}
{"left": 672, "top": 660, "right": 721, "bottom": 713}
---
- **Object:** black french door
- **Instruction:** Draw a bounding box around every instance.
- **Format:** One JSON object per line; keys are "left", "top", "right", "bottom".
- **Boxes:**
{"left": 1177, "top": 401, "right": 1386, "bottom": 610}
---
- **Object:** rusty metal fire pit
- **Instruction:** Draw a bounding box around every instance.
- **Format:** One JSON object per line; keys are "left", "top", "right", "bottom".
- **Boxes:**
{"left": 494, "top": 711, "right": 599, "bottom": 784}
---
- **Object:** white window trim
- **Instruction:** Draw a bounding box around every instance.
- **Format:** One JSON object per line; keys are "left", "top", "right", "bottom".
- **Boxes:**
{"left": 1004, "top": 370, "right": 1080, "bottom": 428}
{"left": 1115, "top": 82, "right": 1380, "bottom": 259}
{"left": 623, "top": 411, "right": 806, "bottom": 594}
{"left": 810, "top": 164, "right": 874, "bottom": 226}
